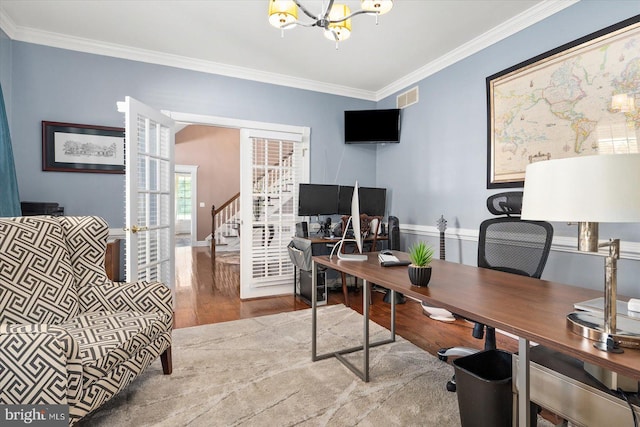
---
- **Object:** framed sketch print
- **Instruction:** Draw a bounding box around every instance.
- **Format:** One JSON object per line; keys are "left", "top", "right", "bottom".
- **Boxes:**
{"left": 42, "top": 121, "right": 125, "bottom": 173}
{"left": 486, "top": 15, "right": 640, "bottom": 188}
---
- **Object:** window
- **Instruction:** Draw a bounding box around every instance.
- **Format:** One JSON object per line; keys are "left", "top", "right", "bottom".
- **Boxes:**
{"left": 175, "top": 172, "right": 192, "bottom": 220}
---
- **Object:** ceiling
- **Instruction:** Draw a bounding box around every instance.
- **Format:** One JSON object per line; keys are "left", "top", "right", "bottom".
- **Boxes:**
{"left": 0, "top": 1, "right": 576, "bottom": 100}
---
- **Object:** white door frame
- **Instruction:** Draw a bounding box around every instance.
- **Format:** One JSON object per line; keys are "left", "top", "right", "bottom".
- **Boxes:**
{"left": 165, "top": 111, "right": 310, "bottom": 137}
{"left": 175, "top": 164, "right": 199, "bottom": 243}
{"left": 163, "top": 110, "right": 311, "bottom": 299}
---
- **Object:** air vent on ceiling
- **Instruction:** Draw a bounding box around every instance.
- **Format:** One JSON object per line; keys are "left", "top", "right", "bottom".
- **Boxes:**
{"left": 397, "top": 86, "right": 419, "bottom": 109}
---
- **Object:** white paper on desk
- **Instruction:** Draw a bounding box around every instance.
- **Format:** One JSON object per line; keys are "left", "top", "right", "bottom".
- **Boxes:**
{"left": 378, "top": 253, "right": 399, "bottom": 263}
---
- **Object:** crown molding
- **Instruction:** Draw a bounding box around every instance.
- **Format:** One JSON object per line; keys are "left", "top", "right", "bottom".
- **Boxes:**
{"left": 0, "top": 1, "right": 577, "bottom": 102}
{"left": 374, "top": 0, "right": 579, "bottom": 100}
{"left": 0, "top": 6, "right": 18, "bottom": 39}
{"left": 0, "top": 8, "right": 377, "bottom": 101}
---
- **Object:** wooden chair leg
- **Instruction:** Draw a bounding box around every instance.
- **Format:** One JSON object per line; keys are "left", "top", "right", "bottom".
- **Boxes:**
{"left": 341, "top": 272, "right": 350, "bottom": 307}
{"left": 161, "top": 347, "right": 172, "bottom": 375}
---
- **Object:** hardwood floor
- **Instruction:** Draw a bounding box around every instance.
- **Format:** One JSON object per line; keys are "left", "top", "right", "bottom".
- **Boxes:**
{"left": 173, "top": 246, "right": 519, "bottom": 356}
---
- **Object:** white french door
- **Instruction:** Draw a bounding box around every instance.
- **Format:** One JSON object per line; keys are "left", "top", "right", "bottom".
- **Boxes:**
{"left": 240, "top": 129, "right": 309, "bottom": 299}
{"left": 118, "top": 96, "right": 176, "bottom": 288}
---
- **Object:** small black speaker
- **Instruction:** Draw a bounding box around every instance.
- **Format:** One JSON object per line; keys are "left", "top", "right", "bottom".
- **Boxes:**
{"left": 384, "top": 215, "right": 404, "bottom": 305}
{"left": 296, "top": 221, "right": 308, "bottom": 238}
{"left": 388, "top": 215, "right": 400, "bottom": 250}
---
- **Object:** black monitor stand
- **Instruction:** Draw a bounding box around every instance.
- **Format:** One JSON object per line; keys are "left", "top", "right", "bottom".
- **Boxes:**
{"left": 316, "top": 216, "right": 332, "bottom": 237}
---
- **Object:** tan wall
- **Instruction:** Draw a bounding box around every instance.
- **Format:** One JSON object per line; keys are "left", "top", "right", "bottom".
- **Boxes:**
{"left": 175, "top": 125, "right": 240, "bottom": 241}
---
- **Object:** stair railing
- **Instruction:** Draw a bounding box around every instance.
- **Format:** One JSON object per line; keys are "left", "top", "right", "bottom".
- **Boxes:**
{"left": 211, "top": 192, "right": 240, "bottom": 261}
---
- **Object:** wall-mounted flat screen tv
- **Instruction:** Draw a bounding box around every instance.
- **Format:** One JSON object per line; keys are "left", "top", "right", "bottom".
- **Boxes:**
{"left": 298, "top": 184, "right": 339, "bottom": 216}
{"left": 344, "top": 109, "right": 400, "bottom": 143}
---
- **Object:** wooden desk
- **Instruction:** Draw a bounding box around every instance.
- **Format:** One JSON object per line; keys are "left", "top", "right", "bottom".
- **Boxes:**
{"left": 311, "top": 251, "right": 640, "bottom": 426}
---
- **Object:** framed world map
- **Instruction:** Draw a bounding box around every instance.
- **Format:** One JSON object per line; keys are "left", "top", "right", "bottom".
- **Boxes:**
{"left": 486, "top": 15, "right": 640, "bottom": 188}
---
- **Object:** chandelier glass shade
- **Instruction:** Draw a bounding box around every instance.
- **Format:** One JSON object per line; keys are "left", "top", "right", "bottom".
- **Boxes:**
{"left": 268, "top": 1, "right": 298, "bottom": 28}
{"left": 324, "top": 4, "right": 352, "bottom": 41}
{"left": 268, "top": 0, "right": 393, "bottom": 43}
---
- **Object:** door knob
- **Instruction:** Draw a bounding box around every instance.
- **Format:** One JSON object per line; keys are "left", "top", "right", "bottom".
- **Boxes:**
{"left": 124, "top": 225, "right": 149, "bottom": 234}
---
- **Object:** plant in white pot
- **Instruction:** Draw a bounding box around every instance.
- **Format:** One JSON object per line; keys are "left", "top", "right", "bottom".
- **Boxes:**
{"left": 407, "top": 241, "right": 434, "bottom": 287}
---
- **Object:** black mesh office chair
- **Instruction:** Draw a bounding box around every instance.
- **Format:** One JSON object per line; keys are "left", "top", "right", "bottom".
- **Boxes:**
{"left": 438, "top": 192, "right": 553, "bottom": 392}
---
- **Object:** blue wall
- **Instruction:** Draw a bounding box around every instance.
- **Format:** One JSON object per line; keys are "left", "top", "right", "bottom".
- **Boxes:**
{"left": 8, "top": 43, "right": 375, "bottom": 226}
{"left": 377, "top": 0, "right": 640, "bottom": 236}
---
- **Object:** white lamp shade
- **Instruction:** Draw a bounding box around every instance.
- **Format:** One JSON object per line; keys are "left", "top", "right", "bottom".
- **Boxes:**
{"left": 521, "top": 154, "right": 640, "bottom": 223}
{"left": 268, "top": 0, "right": 298, "bottom": 28}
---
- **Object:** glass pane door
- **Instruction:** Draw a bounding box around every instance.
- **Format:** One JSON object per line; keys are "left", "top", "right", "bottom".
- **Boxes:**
{"left": 240, "top": 129, "right": 307, "bottom": 299}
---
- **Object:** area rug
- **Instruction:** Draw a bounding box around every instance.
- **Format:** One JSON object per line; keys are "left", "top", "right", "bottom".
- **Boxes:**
{"left": 78, "top": 305, "right": 550, "bottom": 426}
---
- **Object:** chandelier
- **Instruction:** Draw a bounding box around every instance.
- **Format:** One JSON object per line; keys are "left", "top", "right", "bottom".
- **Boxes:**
{"left": 268, "top": 0, "right": 394, "bottom": 45}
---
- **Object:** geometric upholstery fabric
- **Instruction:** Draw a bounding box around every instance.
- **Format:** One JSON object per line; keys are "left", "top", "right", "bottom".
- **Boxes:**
{"left": 59, "top": 311, "right": 165, "bottom": 391}
{"left": 70, "top": 330, "right": 171, "bottom": 422}
{"left": 78, "top": 281, "right": 173, "bottom": 325}
{"left": 58, "top": 216, "right": 111, "bottom": 289}
{"left": 0, "top": 323, "right": 83, "bottom": 406}
{"left": 0, "top": 216, "right": 173, "bottom": 426}
{"left": 0, "top": 216, "right": 79, "bottom": 324}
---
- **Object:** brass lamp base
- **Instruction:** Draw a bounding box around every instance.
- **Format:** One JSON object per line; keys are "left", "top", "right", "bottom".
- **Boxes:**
{"left": 567, "top": 311, "right": 640, "bottom": 350}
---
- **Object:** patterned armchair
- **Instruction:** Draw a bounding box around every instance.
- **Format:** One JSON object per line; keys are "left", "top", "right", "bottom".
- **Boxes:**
{"left": 0, "top": 216, "right": 172, "bottom": 425}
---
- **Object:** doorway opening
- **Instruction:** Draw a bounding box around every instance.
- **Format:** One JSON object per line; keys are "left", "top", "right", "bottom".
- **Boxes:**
{"left": 175, "top": 165, "right": 198, "bottom": 247}
{"left": 167, "top": 111, "right": 310, "bottom": 299}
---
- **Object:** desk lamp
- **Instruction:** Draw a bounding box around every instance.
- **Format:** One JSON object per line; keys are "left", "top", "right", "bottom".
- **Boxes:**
{"left": 521, "top": 153, "right": 640, "bottom": 354}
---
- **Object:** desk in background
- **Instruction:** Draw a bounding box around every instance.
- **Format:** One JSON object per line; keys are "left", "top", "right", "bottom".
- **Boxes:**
{"left": 105, "top": 238, "right": 122, "bottom": 281}
{"left": 305, "top": 234, "right": 388, "bottom": 246}
{"left": 304, "top": 235, "right": 388, "bottom": 305}
{"left": 311, "top": 251, "right": 640, "bottom": 426}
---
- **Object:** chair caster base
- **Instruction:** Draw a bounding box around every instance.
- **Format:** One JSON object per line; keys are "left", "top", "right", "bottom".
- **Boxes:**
{"left": 446, "top": 377, "right": 457, "bottom": 392}
{"left": 437, "top": 347, "right": 449, "bottom": 362}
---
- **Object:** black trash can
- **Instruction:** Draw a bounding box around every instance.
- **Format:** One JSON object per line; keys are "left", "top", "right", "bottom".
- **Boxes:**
{"left": 453, "top": 349, "right": 536, "bottom": 427}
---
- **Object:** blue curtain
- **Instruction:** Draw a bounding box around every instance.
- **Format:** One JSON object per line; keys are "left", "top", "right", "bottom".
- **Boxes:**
{"left": 0, "top": 83, "right": 21, "bottom": 217}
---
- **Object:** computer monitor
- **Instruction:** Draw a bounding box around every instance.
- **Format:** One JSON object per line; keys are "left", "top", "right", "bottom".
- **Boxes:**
{"left": 298, "top": 184, "right": 339, "bottom": 216}
{"left": 337, "top": 185, "right": 354, "bottom": 215}
{"left": 359, "top": 187, "right": 386, "bottom": 216}
{"left": 330, "top": 181, "right": 367, "bottom": 261}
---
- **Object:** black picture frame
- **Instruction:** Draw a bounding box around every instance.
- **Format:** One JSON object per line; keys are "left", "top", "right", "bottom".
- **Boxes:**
{"left": 486, "top": 15, "right": 640, "bottom": 189}
{"left": 42, "top": 121, "right": 125, "bottom": 173}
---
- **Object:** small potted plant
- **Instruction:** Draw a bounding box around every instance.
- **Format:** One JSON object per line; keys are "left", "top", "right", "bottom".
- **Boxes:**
{"left": 407, "top": 241, "right": 434, "bottom": 286}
